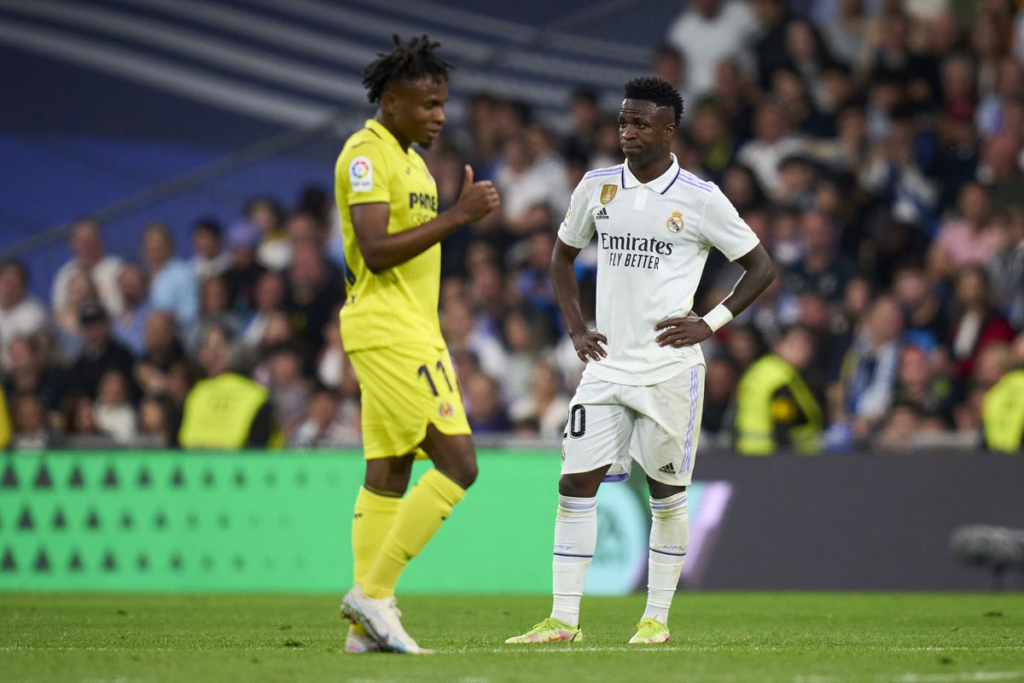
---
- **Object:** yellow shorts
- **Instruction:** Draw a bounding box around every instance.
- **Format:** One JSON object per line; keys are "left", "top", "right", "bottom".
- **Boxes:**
{"left": 349, "top": 345, "right": 472, "bottom": 459}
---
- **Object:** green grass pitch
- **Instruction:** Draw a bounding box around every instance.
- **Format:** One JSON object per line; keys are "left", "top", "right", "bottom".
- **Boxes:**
{"left": 2, "top": 593, "right": 1023, "bottom": 682}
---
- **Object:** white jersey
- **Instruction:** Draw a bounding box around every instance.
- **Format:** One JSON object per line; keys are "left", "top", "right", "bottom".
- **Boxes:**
{"left": 558, "top": 154, "right": 759, "bottom": 386}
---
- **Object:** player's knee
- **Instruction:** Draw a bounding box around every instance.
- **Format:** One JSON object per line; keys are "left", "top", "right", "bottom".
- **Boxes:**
{"left": 445, "top": 457, "right": 478, "bottom": 489}
{"left": 558, "top": 473, "right": 600, "bottom": 498}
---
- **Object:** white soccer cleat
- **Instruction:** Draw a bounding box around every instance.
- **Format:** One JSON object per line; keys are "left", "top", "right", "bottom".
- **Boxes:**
{"left": 343, "top": 622, "right": 381, "bottom": 654}
{"left": 341, "top": 585, "right": 435, "bottom": 655}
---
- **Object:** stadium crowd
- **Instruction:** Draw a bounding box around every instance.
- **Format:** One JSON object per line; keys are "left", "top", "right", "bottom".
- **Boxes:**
{"left": 2, "top": 0, "right": 1024, "bottom": 453}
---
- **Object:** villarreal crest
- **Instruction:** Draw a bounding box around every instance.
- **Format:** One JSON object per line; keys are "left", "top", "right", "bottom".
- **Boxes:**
{"left": 600, "top": 184, "right": 617, "bottom": 205}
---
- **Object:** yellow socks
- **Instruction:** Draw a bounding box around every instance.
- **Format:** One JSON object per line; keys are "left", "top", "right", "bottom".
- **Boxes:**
{"left": 362, "top": 469, "right": 466, "bottom": 599}
{"left": 352, "top": 486, "right": 402, "bottom": 586}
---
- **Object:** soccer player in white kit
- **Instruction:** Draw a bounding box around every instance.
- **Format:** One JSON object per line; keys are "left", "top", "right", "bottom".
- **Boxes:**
{"left": 507, "top": 77, "right": 776, "bottom": 645}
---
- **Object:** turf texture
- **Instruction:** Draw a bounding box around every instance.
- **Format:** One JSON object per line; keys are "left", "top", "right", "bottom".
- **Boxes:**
{"left": 2, "top": 593, "right": 1023, "bottom": 682}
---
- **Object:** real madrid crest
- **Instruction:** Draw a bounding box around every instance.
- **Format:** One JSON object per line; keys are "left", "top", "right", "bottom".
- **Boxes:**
{"left": 600, "top": 184, "right": 617, "bottom": 205}
{"left": 666, "top": 211, "right": 684, "bottom": 233}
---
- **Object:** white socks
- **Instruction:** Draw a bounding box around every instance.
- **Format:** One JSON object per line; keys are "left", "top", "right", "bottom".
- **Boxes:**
{"left": 550, "top": 495, "right": 597, "bottom": 627}
{"left": 643, "top": 491, "right": 689, "bottom": 624}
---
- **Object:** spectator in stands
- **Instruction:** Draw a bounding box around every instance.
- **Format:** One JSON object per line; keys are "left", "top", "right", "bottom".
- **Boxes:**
{"left": 692, "top": 99, "right": 739, "bottom": 181}
{"left": 735, "top": 325, "right": 823, "bottom": 454}
{"left": 265, "top": 345, "right": 309, "bottom": 438}
{"left": 133, "top": 310, "right": 185, "bottom": 399}
{"left": 929, "top": 183, "right": 1001, "bottom": 283}
{"left": 222, "top": 219, "right": 265, "bottom": 312}
{"left": 246, "top": 196, "right": 288, "bottom": 272}
{"left": 892, "top": 267, "right": 950, "bottom": 352}
{"left": 828, "top": 295, "right": 904, "bottom": 445}
{"left": 892, "top": 344, "right": 955, "bottom": 426}
{"left": 442, "top": 297, "right": 507, "bottom": 381}
{"left": 52, "top": 268, "right": 98, "bottom": 357}
{"left": 111, "top": 264, "right": 151, "bottom": 357}
{"left": 0, "top": 259, "right": 47, "bottom": 368}
{"left": 987, "top": 209, "right": 1024, "bottom": 328}
{"left": 190, "top": 218, "right": 228, "bottom": 280}
{"left": 494, "top": 128, "right": 568, "bottom": 235}
{"left": 178, "top": 325, "right": 280, "bottom": 449}
{"left": 737, "top": 99, "right": 807, "bottom": 196}
{"left": 290, "top": 385, "right": 358, "bottom": 448}
{"left": 138, "top": 395, "right": 175, "bottom": 447}
{"left": 819, "top": 0, "right": 868, "bottom": 70}
{"left": 51, "top": 218, "right": 123, "bottom": 317}
{"left": 142, "top": 222, "right": 198, "bottom": 326}
{"left": 188, "top": 275, "right": 242, "bottom": 354}
{"left": 2, "top": 335, "right": 61, "bottom": 420}
{"left": 948, "top": 266, "right": 1016, "bottom": 380}
{"left": 316, "top": 312, "right": 358, "bottom": 399}
{"left": 10, "top": 392, "right": 48, "bottom": 451}
{"left": 981, "top": 345, "right": 1024, "bottom": 453}
{"left": 93, "top": 369, "right": 137, "bottom": 444}
{"left": 465, "top": 373, "right": 511, "bottom": 434}
{"left": 65, "top": 300, "right": 135, "bottom": 401}
{"left": 241, "top": 270, "right": 286, "bottom": 349}
{"left": 666, "top": 0, "right": 759, "bottom": 99}
{"left": 701, "top": 357, "right": 739, "bottom": 441}
{"left": 785, "top": 210, "right": 855, "bottom": 304}
{"left": 652, "top": 45, "right": 691, "bottom": 107}
{"left": 979, "top": 135, "right": 1024, "bottom": 214}
{"left": 510, "top": 361, "right": 570, "bottom": 437}
{"left": 284, "top": 242, "right": 339, "bottom": 367}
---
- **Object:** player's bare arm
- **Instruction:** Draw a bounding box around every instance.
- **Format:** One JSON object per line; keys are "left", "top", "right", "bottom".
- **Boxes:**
{"left": 655, "top": 243, "right": 776, "bottom": 348}
{"left": 351, "top": 166, "right": 499, "bottom": 274}
{"left": 551, "top": 237, "right": 607, "bottom": 362}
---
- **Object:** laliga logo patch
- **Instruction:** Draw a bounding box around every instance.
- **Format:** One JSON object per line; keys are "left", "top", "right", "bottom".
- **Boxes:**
{"left": 438, "top": 401, "right": 454, "bottom": 419}
{"left": 666, "top": 211, "right": 684, "bottom": 233}
{"left": 350, "top": 156, "right": 373, "bottom": 192}
{"left": 600, "top": 184, "right": 617, "bottom": 205}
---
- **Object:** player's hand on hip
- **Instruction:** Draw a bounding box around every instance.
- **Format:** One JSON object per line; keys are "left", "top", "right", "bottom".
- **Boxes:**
{"left": 455, "top": 164, "right": 501, "bottom": 223}
{"left": 655, "top": 312, "right": 712, "bottom": 347}
{"left": 570, "top": 329, "right": 608, "bottom": 362}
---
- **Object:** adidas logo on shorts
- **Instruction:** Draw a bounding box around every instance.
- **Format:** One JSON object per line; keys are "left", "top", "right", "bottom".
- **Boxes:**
{"left": 658, "top": 463, "right": 676, "bottom": 474}
{"left": 596, "top": 207, "right": 610, "bottom": 220}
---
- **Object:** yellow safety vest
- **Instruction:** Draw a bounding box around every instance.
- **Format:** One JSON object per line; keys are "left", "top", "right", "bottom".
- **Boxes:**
{"left": 0, "top": 387, "right": 11, "bottom": 450}
{"left": 178, "top": 373, "right": 277, "bottom": 450}
{"left": 982, "top": 369, "right": 1024, "bottom": 454}
{"left": 735, "top": 354, "right": 823, "bottom": 455}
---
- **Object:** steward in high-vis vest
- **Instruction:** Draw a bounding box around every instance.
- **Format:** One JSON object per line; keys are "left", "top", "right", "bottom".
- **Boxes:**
{"left": 735, "top": 326, "right": 823, "bottom": 455}
{"left": 982, "top": 368, "right": 1024, "bottom": 453}
{"left": 178, "top": 325, "right": 281, "bottom": 450}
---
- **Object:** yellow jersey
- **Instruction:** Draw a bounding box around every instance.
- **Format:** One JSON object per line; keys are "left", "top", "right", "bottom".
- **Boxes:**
{"left": 335, "top": 119, "right": 444, "bottom": 352}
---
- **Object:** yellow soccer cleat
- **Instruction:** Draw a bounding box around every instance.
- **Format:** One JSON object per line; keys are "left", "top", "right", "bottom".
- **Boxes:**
{"left": 628, "top": 618, "right": 670, "bottom": 644}
{"left": 505, "top": 618, "right": 583, "bottom": 644}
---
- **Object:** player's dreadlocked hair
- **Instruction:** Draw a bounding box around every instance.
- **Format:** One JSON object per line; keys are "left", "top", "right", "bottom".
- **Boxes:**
{"left": 623, "top": 76, "right": 684, "bottom": 126}
{"left": 362, "top": 34, "right": 453, "bottom": 105}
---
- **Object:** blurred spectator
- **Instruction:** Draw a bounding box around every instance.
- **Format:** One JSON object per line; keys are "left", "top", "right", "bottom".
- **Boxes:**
{"left": 701, "top": 357, "right": 739, "bottom": 439}
{"left": 892, "top": 267, "right": 949, "bottom": 352}
{"left": 494, "top": 127, "right": 568, "bottom": 234}
{"left": 510, "top": 361, "right": 570, "bottom": 437}
{"left": 51, "top": 218, "right": 123, "bottom": 317}
{"left": 930, "top": 181, "right": 1001, "bottom": 282}
{"left": 190, "top": 218, "right": 229, "bottom": 279}
{"left": 785, "top": 210, "right": 855, "bottom": 304}
{"left": 976, "top": 57, "right": 1024, "bottom": 139}
{"left": 143, "top": 222, "right": 198, "bottom": 326}
{"left": 465, "top": 373, "right": 511, "bottom": 434}
{"left": 65, "top": 300, "right": 135, "bottom": 400}
{"left": 737, "top": 100, "right": 807, "bottom": 196}
{"left": 241, "top": 270, "right": 286, "bottom": 348}
{"left": 316, "top": 313, "right": 358, "bottom": 398}
{"left": 442, "top": 297, "right": 507, "bottom": 381}
{"left": 246, "top": 196, "right": 289, "bottom": 271}
{"left": 3, "top": 335, "right": 62, "bottom": 417}
{"left": 93, "top": 369, "right": 137, "bottom": 444}
{"left": 10, "top": 392, "right": 48, "bottom": 451}
{"left": 666, "top": 0, "right": 758, "bottom": 99}
{"left": 500, "top": 309, "right": 544, "bottom": 407}
{"left": 860, "top": 104, "right": 939, "bottom": 226}
{"left": 948, "top": 266, "right": 1015, "bottom": 380}
{"left": 138, "top": 395, "right": 175, "bottom": 447}
{"left": 819, "top": 0, "right": 868, "bottom": 70}
{"left": 987, "top": 209, "right": 1024, "bottom": 327}
{"left": 222, "top": 219, "right": 265, "bottom": 312}
{"left": 285, "top": 242, "right": 340, "bottom": 366}
{"left": 0, "top": 259, "right": 47, "bottom": 368}
{"left": 291, "top": 385, "right": 359, "bottom": 447}
{"left": 978, "top": 135, "right": 1024, "bottom": 214}
{"left": 188, "top": 275, "right": 242, "bottom": 354}
{"left": 111, "top": 264, "right": 151, "bottom": 356}
{"left": 52, "top": 268, "right": 98, "bottom": 356}
{"left": 651, "top": 45, "right": 691, "bottom": 105}
{"left": 829, "top": 295, "right": 904, "bottom": 444}
{"left": 265, "top": 345, "right": 309, "bottom": 437}
{"left": 752, "top": 0, "right": 794, "bottom": 89}
{"left": 133, "top": 310, "right": 186, "bottom": 398}
{"left": 735, "top": 325, "right": 823, "bottom": 454}
{"left": 892, "top": 344, "right": 954, "bottom": 425}
{"left": 178, "top": 325, "right": 280, "bottom": 449}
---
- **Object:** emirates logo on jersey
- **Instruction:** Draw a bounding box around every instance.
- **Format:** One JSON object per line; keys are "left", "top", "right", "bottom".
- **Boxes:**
{"left": 666, "top": 211, "right": 684, "bottom": 233}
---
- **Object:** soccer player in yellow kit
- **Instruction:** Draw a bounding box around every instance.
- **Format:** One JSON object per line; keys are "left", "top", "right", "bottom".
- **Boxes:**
{"left": 336, "top": 35, "right": 500, "bottom": 655}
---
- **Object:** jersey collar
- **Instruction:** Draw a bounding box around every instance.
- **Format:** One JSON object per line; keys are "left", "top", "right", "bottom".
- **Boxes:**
{"left": 621, "top": 153, "right": 680, "bottom": 194}
{"left": 365, "top": 119, "right": 403, "bottom": 152}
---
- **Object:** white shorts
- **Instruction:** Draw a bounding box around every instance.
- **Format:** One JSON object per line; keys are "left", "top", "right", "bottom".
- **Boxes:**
{"left": 561, "top": 364, "right": 706, "bottom": 487}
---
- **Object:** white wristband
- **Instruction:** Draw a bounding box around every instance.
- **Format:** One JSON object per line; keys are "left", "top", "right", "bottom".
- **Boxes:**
{"left": 701, "top": 304, "right": 734, "bottom": 333}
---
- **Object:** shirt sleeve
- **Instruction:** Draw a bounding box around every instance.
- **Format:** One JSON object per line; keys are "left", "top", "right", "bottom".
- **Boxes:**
{"left": 698, "top": 187, "right": 761, "bottom": 262}
{"left": 556, "top": 180, "right": 596, "bottom": 249}
{"left": 336, "top": 140, "right": 392, "bottom": 206}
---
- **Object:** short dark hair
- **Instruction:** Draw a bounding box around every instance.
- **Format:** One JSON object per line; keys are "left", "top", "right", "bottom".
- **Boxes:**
{"left": 193, "top": 218, "right": 222, "bottom": 239}
{"left": 623, "top": 76, "right": 683, "bottom": 126}
{"left": 363, "top": 34, "right": 452, "bottom": 105}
